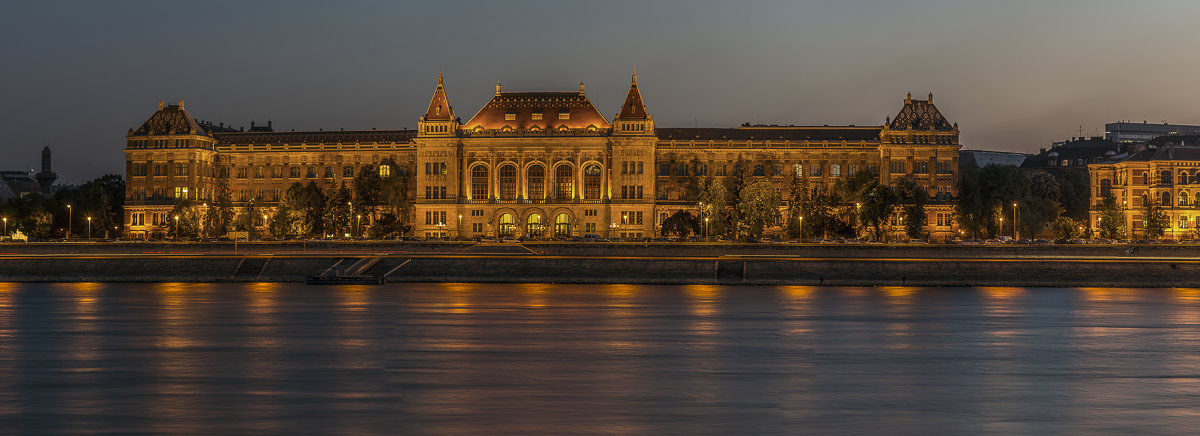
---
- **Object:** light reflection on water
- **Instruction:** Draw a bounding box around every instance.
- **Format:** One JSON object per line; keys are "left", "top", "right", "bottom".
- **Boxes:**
{"left": 0, "top": 284, "right": 1199, "bottom": 433}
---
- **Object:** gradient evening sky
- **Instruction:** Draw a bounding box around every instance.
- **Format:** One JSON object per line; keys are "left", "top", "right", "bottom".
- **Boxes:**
{"left": 3, "top": 0, "right": 1199, "bottom": 183}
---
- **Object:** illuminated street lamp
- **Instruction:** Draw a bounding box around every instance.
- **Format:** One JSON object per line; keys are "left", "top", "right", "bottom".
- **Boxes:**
{"left": 173, "top": 215, "right": 180, "bottom": 241}
{"left": 799, "top": 216, "right": 804, "bottom": 242}
{"left": 357, "top": 214, "right": 362, "bottom": 238}
{"left": 2, "top": 217, "right": 7, "bottom": 238}
{"left": 1012, "top": 202, "right": 1019, "bottom": 240}
{"left": 704, "top": 217, "right": 709, "bottom": 240}
{"left": 67, "top": 204, "right": 72, "bottom": 239}
{"left": 87, "top": 216, "right": 92, "bottom": 240}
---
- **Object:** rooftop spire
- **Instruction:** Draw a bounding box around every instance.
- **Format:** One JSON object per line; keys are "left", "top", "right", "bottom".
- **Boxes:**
{"left": 423, "top": 74, "right": 454, "bottom": 121}
{"left": 496, "top": 81, "right": 501, "bottom": 96}
{"left": 617, "top": 72, "right": 649, "bottom": 120}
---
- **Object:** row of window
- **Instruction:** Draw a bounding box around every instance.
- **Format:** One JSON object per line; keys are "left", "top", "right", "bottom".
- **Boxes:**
{"left": 621, "top": 161, "right": 645, "bottom": 174}
{"left": 424, "top": 211, "right": 448, "bottom": 226}
{"left": 425, "top": 186, "right": 448, "bottom": 199}
{"left": 620, "top": 185, "right": 645, "bottom": 199}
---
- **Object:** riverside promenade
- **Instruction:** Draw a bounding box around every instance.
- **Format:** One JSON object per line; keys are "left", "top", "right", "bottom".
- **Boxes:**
{"left": 1, "top": 241, "right": 1198, "bottom": 287}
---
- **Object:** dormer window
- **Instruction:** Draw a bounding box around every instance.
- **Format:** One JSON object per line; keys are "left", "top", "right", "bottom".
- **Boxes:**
{"left": 559, "top": 112, "right": 570, "bottom": 120}
{"left": 531, "top": 112, "right": 543, "bottom": 121}
{"left": 505, "top": 112, "right": 516, "bottom": 121}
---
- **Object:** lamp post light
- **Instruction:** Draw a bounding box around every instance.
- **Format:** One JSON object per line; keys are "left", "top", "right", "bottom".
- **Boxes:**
{"left": 357, "top": 214, "right": 363, "bottom": 239}
{"left": 173, "top": 215, "right": 180, "bottom": 241}
{"left": 799, "top": 216, "right": 804, "bottom": 242}
{"left": 87, "top": 216, "right": 92, "bottom": 240}
{"left": 201, "top": 203, "right": 207, "bottom": 239}
{"left": 1012, "top": 202, "right": 1019, "bottom": 241}
{"left": 705, "top": 217, "right": 709, "bottom": 241}
{"left": 67, "top": 204, "right": 72, "bottom": 239}
{"left": 2, "top": 217, "right": 6, "bottom": 239}
{"left": 458, "top": 214, "right": 463, "bottom": 240}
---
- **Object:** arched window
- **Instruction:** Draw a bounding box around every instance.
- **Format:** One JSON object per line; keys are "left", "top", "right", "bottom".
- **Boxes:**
{"left": 830, "top": 164, "right": 842, "bottom": 177}
{"left": 1161, "top": 191, "right": 1172, "bottom": 207}
{"left": 499, "top": 164, "right": 517, "bottom": 200}
{"left": 499, "top": 213, "right": 515, "bottom": 236}
{"left": 1182, "top": 172, "right": 1191, "bottom": 185}
{"left": 583, "top": 164, "right": 602, "bottom": 199}
{"left": 1182, "top": 216, "right": 1191, "bottom": 229}
{"left": 471, "top": 164, "right": 489, "bottom": 200}
{"left": 528, "top": 164, "right": 545, "bottom": 200}
{"left": 1161, "top": 170, "right": 1173, "bottom": 185}
{"left": 554, "top": 213, "right": 571, "bottom": 238}
{"left": 526, "top": 213, "right": 542, "bottom": 238}
{"left": 1181, "top": 191, "right": 1190, "bottom": 207}
{"left": 555, "top": 164, "right": 574, "bottom": 201}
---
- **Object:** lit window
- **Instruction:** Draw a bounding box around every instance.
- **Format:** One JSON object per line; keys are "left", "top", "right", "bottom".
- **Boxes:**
{"left": 559, "top": 112, "right": 570, "bottom": 120}
{"left": 532, "top": 112, "right": 542, "bottom": 120}
{"left": 379, "top": 165, "right": 391, "bottom": 177}
{"left": 505, "top": 112, "right": 516, "bottom": 121}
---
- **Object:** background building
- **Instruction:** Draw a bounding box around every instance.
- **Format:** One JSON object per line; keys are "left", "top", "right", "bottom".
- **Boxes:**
{"left": 1106, "top": 121, "right": 1200, "bottom": 145}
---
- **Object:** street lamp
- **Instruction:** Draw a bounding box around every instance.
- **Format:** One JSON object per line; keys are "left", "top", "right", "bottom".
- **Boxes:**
{"left": 173, "top": 215, "right": 180, "bottom": 241}
{"left": 357, "top": 214, "right": 362, "bottom": 238}
{"left": 67, "top": 204, "right": 72, "bottom": 239}
{"left": 1012, "top": 202, "right": 1019, "bottom": 240}
{"left": 458, "top": 214, "right": 463, "bottom": 240}
{"left": 799, "top": 216, "right": 804, "bottom": 242}
{"left": 87, "top": 216, "right": 92, "bottom": 240}
{"left": 704, "top": 217, "right": 709, "bottom": 241}
{"left": 2, "top": 217, "right": 7, "bottom": 238}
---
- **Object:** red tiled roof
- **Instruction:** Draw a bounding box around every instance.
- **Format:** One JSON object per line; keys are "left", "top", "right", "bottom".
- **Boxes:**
{"left": 132, "top": 102, "right": 209, "bottom": 136}
{"left": 888, "top": 94, "right": 954, "bottom": 131}
{"left": 617, "top": 74, "right": 648, "bottom": 119}
{"left": 462, "top": 89, "right": 611, "bottom": 131}
{"left": 656, "top": 126, "right": 881, "bottom": 142}
{"left": 214, "top": 130, "right": 416, "bottom": 146}
{"left": 423, "top": 75, "right": 454, "bottom": 121}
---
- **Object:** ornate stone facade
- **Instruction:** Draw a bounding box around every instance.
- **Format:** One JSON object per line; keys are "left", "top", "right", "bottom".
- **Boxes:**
{"left": 123, "top": 75, "right": 962, "bottom": 240}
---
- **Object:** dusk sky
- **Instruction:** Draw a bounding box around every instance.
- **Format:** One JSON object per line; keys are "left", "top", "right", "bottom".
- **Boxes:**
{"left": 3, "top": 0, "right": 1199, "bottom": 183}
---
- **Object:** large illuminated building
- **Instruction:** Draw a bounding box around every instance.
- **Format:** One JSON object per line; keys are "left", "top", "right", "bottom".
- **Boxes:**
{"left": 122, "top": 74, "right": 962, "bottom": 240}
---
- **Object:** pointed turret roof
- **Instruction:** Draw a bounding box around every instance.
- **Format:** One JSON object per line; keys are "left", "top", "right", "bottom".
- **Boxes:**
{"left": 617, "top": 73, "right": 648, "bottom": 119}
{"left": 423, "top": 73, "right": 454, "bottom": 121}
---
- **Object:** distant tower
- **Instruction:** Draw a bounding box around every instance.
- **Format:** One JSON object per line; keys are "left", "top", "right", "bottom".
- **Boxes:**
{"left": 35, "top": 146, "right": 57, "bottom": 194}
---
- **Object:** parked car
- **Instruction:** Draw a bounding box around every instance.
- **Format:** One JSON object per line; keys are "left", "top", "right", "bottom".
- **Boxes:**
{"left": 500, "top": 236, "right": 520, "bottom": 243}
{"left": 479, "top": 236, "right": 498, "bottom": 243}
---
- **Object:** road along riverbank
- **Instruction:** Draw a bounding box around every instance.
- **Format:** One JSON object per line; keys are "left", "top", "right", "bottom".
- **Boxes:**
{"left": 1, "top": 245, "right": 1197, "bottom": 287}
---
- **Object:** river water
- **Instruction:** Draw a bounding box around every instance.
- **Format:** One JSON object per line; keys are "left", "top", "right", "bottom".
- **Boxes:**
{"left": 1, "top": 283, "right": 1199, "bottom": 434}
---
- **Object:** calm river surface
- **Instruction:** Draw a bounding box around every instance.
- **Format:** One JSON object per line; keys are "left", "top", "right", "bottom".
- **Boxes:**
{"left": 1, "top": 283, "right": 1200, "bottom": 434}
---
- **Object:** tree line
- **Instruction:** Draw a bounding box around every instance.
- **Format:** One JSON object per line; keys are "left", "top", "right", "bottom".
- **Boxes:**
{"left": 167, "top": 160, "right": 412, "bottom": 239}
{"left": 660, "top": 158, "right": 929, "bottom": 241}
{"left": 0, "top": 174, "right": 125, "bottom": 239}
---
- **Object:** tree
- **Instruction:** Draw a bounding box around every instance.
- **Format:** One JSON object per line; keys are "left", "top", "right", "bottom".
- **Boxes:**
{"left": 1098, "top": 194, "right": 1125, "bottom": 239}
{"left": 661, "top": 210, "right": 701, "bottom": 238}
{"left": 1142, "top": 197, "right": 1169, "bottom": 239}
{"left": 167, "top": 199, "right": 201, "bottom": 239}
{"left": 895, "top": 179, "right": 928, "bottom": 240}
{"left": 235, "top": 199, "right": 258, "bottom": 239}
{"left": 737, "top": 180, "right": 782, "bottom": 240}
{"left": 354, "top": 164, "right": 382, "bottom": 223}
{"left": 858, "top": 181, "right": 898, "bottom": 241}
{"left": 208, "top": 169, "right": 235, "bottom": 237}
{"left": 1054, "top": 216, "right": 1082, "bottom": 240}
{"left": 379, "top": 158, "right": 411, "bottom": 237}
{"left": 723, "top": 157, "right": 751, "bottom": 238}
{"left": 785, "top": 173, "right": 809, "bottom": 238}
{"left": 698, "top": 176, "right": 729, "bottom": 238}
{"left": 324, "top": 186, "right": 352, "bottom": 238}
